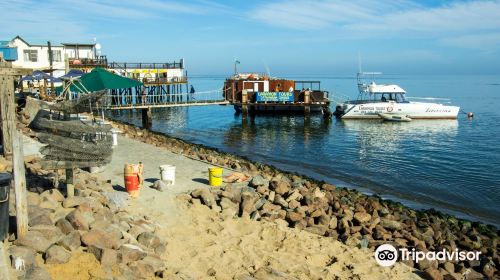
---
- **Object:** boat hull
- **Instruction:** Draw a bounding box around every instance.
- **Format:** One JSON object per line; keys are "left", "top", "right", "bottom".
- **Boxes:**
{"left": 337, "top": 102, "right": 459, "bottom": 119}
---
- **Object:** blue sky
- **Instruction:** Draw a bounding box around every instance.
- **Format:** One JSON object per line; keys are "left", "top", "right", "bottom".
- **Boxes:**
{"left": 1, "top": 0, "right": 499, "bottom": 75}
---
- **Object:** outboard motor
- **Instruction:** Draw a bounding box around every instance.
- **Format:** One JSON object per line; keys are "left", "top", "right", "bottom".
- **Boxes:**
{"left": 333, "top": 105, "right": 345, "bottom": 118}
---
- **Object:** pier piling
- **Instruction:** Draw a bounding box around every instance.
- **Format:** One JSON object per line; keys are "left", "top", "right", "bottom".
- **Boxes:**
{"left": 241, "top": 90, "right": 249, "bottom": 116}
{"left": 142, "top": 107, "right": 153, "bottom": 129}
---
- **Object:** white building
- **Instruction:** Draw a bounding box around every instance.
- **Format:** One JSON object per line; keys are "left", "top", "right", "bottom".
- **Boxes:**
{"left": 0, "top": 35, "right": 97, "bottom": 77}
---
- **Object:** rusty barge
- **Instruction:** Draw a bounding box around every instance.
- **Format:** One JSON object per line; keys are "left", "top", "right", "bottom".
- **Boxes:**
{"left": 223, "top": 73, "right": 331, "bottom": 116}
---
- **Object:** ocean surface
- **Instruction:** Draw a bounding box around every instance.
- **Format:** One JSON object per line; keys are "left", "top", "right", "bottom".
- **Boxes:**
{"left": 108, "top": 74, "right": 500, "bottom": 227}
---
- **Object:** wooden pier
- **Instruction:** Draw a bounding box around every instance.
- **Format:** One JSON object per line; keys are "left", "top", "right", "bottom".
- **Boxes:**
{"left": 103, "top": 89, "right": 228, "bottom": 129}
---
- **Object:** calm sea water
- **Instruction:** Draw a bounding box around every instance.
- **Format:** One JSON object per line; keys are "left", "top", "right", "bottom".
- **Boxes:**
{"left": 108, "top": 74, "right": 500, "bottom": 227}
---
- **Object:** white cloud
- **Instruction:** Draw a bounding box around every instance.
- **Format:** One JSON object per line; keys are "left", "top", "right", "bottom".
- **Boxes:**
{"left": 250, "top": 0, "right": 500, "bottom": 49}
{"left": 0, "top": 0, "right": 230, "bottom": 42}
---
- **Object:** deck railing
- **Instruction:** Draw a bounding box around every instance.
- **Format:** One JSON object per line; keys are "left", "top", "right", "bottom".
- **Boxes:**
{"left": 108, "top": 61, "right": 183, "bottom": 70}
{"left": 104, "top": 89, "right": 225, "bottom": 109}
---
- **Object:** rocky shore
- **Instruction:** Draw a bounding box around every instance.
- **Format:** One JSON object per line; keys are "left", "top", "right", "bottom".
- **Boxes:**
{"left": 110, "top": 119, "right": 499, "bottom": 280}
{"left": 2, "top": 158, "right": 169, "bottom": 279}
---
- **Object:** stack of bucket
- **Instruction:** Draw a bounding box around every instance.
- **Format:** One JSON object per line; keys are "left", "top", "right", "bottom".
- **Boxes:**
{"left": 124, "top": 162, "right": 144, "bottom": 198}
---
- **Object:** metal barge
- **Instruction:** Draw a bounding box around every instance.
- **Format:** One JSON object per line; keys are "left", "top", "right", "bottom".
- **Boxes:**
{"left": 223, "top": 73, "right": 331, "bottom": 116}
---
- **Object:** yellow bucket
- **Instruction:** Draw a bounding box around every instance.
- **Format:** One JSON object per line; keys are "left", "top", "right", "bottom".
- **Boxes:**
{"left": 208, "top": 167, "right": 223, "bottom": 187}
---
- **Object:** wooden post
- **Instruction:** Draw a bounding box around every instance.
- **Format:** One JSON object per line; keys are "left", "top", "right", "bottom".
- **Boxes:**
{"left": 0, "top": 60, "right": 31, "bottom": 239}
{"left": 0, "top": 74, "right": 15, "bottom": 159}
{"left": 66, "top": 168, "right": 74, "bottom": 198}
{"left": 12, "top": 131, "right": 28, "bottom": 238}
{"left": 0, "top": 61, "right": 31, "bottom": 159}
{"left": 63, "top": 108, "right": 74, "bottom": 198}
{"left": 142, "top": 107, "right": 152, "bottom": 130}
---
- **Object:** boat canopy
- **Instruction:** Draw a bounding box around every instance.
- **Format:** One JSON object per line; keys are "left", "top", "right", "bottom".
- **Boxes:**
{"left": 368, "top": 82, "right": 406, "bottom": 94}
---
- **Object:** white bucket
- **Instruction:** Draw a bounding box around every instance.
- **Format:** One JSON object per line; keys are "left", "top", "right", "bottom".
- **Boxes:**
{"left": 159, "top": 165, "right": 176, "bottom": 185}
{"left": 111, "top": 129, "right": 119, "bottom": 146}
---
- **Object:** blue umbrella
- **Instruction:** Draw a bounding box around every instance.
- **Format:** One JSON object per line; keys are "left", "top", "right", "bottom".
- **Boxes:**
{"left": 20, "top": 75, "right": 34, "bottom": 82}
{"left": 32, "top": 70, "right": 51, "bottom": 80}
{"left": 59, "top": 69, "right": 84, "bottom": 79}
{"left": 21, "top": 70, "right": 61, "bottom": 83}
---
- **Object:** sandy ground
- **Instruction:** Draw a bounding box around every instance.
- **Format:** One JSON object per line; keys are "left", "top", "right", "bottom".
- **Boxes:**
{"left": 92, "top": 135, "right": 421, "bottom": 280}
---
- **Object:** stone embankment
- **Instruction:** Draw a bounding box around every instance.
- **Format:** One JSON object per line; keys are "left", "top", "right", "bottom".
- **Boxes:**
{"left": 5, "top": 157, "right": 168, "bottom": 279}
{"left": 111, "top": 120, "right": 499, "bottom": 280}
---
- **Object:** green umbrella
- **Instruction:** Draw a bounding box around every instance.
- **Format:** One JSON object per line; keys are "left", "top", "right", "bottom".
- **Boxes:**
{"left": 79, "top": 67, "right": 142, "bottom": 91}
{"left": 57, "top": 67, "right": 142, "bottom": 94}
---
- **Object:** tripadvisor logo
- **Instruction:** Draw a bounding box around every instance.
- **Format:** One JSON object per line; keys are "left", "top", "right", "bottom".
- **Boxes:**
{"left": 374, "top": 244, "right": 481, "bottom": 267}
{"left": 375, "top": 244, "right": 398, "bottom": 267}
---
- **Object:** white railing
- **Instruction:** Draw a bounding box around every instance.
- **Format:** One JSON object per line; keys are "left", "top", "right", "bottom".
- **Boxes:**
{"left": 104, "top": 89, "right": 226, "bottom": 108}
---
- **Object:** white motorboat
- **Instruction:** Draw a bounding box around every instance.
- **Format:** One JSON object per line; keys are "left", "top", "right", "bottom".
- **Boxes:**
{"left": 333, "top": 72, "right": 460, "bottom": 119}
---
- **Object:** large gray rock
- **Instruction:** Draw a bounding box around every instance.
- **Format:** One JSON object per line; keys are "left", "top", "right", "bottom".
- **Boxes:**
{"left": 55, "top": 218, "right": 74, "bottom": 234}
{"left": 13, "top": 231, "right": 53, "bottom": 253}
{"left": 22, "top": 267, "right": 52, "bottom": 280}
{"left": 118, "top": 244, "right": 147, "bottom": 264}
{"left": 9, "top": 246, "right": 36, "bottom": 270}
{"left": 45, "top": 245, "right": 71, "bottom": 264}
{"left": 62, "top": 196, "right": 87, "bottom": 208}
{"left": 29, "top": 214, "right": 53, "bottom": 227}
{"left": 88, "top": 246, "right": 118, "bottom": 267}
{"left": 380, "top": 218, "right": 402, "bottom": 231}
{"left": 249, "top": 176, "right": 269, "bottom": 188}
{"left": 58, "top": 231, "right": 81, "bottom": 251}
{"left": 29, "top": 225, "right": 64, "bottom": 244}
{"left": 353, "top": 212, "right": 371, "bottom": 224}
{"left": 219, "top": 197, "right": 239, "bottom": 211}
{"left": 66, "top": 209, "right": 90, "bottom": 230}
{"left": 304, "top": 225, "right": 328, "bottom": 236}
{"left": 137, "top": 232, "right": 161, "bottom": 249}
{"left": 191, "top": 188, "right": 215, "bottom": 207}
{"left": 240, "top": 192, "right": 258, "bottom": 215}
{"left": 40, "top": 189, "right": 65, "bottom": 202}
{"left": 128, "top": 260, "right": 155, "bottom": 279}
{"left": 39, "top": 196, "right": 60, "bottom": 210}
{"left": 81, "top": 229, "right": 120, "bottom": 249}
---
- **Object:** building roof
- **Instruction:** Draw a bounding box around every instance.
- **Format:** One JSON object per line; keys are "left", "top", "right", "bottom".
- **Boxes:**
{"left": 11, "top": 35, "right": 72, "bottom": 47}
{"left": 0, "top": 41, "right": 10, "bottom": 47}
{"left": 61, "top": 43, "right": 96, "bottom": 46}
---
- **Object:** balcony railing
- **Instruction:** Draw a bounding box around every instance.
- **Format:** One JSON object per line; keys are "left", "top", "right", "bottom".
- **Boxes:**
{"left": 69, "top": 56, "right": 108, "bottom": 68}
{"left": 140, "top": 76, "right": 188, "bottom": 84}
{"left": 108, "top": 61, "right": 183, "bottom": 70}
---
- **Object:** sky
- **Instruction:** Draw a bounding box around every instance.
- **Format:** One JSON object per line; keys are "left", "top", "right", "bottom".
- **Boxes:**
{"left": 1, "top": 0, "right": 499, "bottom": 75}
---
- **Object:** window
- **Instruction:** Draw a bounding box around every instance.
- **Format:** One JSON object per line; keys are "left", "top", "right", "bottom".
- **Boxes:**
{"left": 48, "top": 50, "right": 62, "bottom": 62}
{"left": 23, "top": 50, "right": 38, "bottom": 62}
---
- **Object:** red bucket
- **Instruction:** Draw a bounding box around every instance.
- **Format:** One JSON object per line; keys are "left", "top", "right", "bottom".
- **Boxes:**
{"left": 124, "top": 164, "right": 140, "bottom": 197}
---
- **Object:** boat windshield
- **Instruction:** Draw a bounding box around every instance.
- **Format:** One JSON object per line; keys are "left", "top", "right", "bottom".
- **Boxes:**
{"left": 380, "top": 93, "right": 407, "bottom": 103}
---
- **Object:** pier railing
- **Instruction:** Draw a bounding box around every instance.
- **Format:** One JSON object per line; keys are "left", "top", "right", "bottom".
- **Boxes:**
{"left": 104, "top": 89, "right": 227, "bottom": 109}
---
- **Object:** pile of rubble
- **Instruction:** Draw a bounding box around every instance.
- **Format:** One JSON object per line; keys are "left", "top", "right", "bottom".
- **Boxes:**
{"left": 5, "top": 158, "right": 168, "bottom": 280}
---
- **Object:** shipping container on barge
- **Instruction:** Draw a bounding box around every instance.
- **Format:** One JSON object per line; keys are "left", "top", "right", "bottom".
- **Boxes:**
{"left": 223, "top": 73, "right": 331, "bottom": 116}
